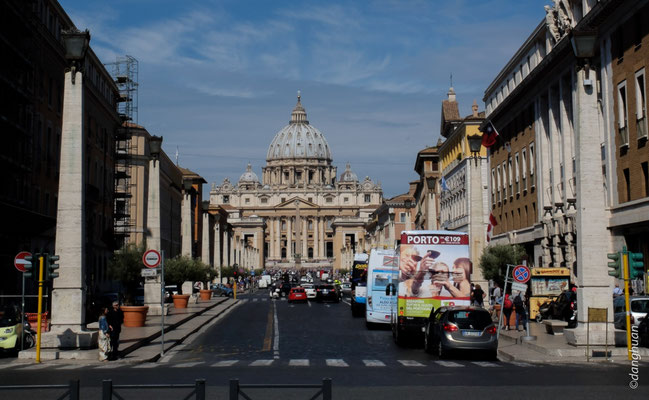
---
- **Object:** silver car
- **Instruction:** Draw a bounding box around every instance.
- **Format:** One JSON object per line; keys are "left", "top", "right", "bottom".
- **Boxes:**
{"left": 424, "top": 306, "right": 498, "bottom": 360}
{"left": 614, "top": 296, "right": 649, "bottom": 330}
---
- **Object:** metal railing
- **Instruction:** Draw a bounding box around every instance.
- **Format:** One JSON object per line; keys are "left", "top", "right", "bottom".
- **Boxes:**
{"left": 102, "top": 379, "right": 205, "bottom": 400}
{"left": 0, "top": 380, "right": 79, "bottom": 400}
{"left": 229, "top": 378, "right": 332, "bottom": 400}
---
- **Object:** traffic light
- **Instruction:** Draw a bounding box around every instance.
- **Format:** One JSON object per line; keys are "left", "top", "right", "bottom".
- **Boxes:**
{"left": 46, "top": 254, "right": 60, "bottom": 281}
{"left": 607, "top": 252, "right": 621, "bottom": 278}
{"left": 629, "top": 252, "right": 645, "bottom": 279}
{"left": 23, "top": 253, "right": 38, "bottom": 280}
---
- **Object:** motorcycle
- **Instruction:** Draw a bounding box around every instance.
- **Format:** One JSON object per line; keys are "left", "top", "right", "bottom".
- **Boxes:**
{"left": 0, "top": 306, "right": 35, "bottom": 355}
{"left": 535, "top": 291, "right": 577, "bottom": 328}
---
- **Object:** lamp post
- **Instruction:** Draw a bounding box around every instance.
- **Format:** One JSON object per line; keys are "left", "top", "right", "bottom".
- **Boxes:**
{"left": 181, "top": 179, "right": 194, "bottom": 257}
{"left": 145, "top": 135, "right": 166, "bottom": 316}
{"left": 568, "top": 29, "right": 611, "bottom": 343}
{"left": 466, "top": 133, "right": 487, "bottom": 290}
{"left": 45, "top": 27, "right": 95, "bottom": 349}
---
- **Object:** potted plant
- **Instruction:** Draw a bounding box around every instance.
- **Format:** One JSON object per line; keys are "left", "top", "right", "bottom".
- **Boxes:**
{"left": 165, "top": 256, "right": 213, "bottom": 308}
{"left": 107, "top": 244, "right": 149, "bottom": 327}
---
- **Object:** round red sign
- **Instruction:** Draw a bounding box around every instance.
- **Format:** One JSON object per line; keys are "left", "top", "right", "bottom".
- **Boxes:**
{"left": 512, "top": 265, "right": 531, "bottom": 283}
{"left": 143, "top": 249, "right": 161, "bottom": 268}
{"left": 14, "top": 251, "right": 32, "bottom": 273}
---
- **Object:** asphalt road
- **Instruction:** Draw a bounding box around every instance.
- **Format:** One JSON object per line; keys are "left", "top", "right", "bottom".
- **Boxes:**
{"left": 0, "top": 288, "right": 647, "bottom": 399}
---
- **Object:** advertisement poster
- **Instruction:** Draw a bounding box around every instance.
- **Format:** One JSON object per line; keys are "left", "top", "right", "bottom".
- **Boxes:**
{"left": 398, "top": 231, "right": 471, "bottom": 318}
{"left": 367, "top": 249, "right": 397, "bottom": 320}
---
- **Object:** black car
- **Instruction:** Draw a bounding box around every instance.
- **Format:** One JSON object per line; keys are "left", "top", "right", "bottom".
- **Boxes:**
{"left": 279, "top": 282, "right": 293, "bottom": 297}
{"left": 316, "top": 284, "right": 341, "bottom": 302}
{"left": 638, "top": 314, "right": 649, "bottom": 348}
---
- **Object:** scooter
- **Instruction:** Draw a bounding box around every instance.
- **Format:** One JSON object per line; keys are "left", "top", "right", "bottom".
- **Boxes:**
{"left": 0, "top": 307, "right": 35, "bottom": 355}
{"left": 535, "top": 292, "right": 578, "bottom": 328}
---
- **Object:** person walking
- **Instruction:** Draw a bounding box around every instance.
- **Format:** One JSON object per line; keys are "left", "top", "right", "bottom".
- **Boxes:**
{"left": 471, "top": 284, "right": 486, "bottom": 307}
{"left": 492, "top": 282, "right": 502, "bottom": 306}
{"left": 193, "top": 281, "right": 202, "bottom": 304}
{"left": 107, "top": 301, "right": 124, "bottom": 360}
{"left": 514, "top": 292, "right": 527, "bottom": 331}
{"left": 502, "top": 294, "right": 514, "bottom": 331}
{"left": 98, "top": 307, "right": 111, "bottom": 362}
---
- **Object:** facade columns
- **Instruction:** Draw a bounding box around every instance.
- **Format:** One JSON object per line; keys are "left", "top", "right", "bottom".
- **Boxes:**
{"left": 302, "top": 218, "right": 308, "bottom": 258}
{"left": 319, "top": 218, "right": 325, "bottom": 258}
{"left": 229, "top": 232, "right": 235, "bottom": 265}
{"left": 287, "top": 218, "right": 293, "bottom": 259}
{"left": 314, "top": 217, "right": 319, "bottom": 260}
{"left": 214, "top": 222, "right": 221, "bottom": 268}
{"left": 223, "top": 229, "right": 230, "bottom": 266}
{"left": 181, "top": 189, "right": 192, "bottom": 257}
{"left": 275, "top": 218, "right": 281, "bottom": 259}
{"left": 269, "top": 217, "right": 274, "bottom": 259}
{"left": 201, "top": 212, "right": 211, "bottom": 266}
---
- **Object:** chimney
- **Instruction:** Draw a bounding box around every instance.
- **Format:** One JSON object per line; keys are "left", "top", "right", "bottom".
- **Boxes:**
{"left": 472, "top": 99, "right": 479, "bottom": 117}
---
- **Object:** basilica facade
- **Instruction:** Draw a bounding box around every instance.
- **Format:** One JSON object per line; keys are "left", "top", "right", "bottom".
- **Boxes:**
{"left": 209, "top": 95, "right": 383, "bottom": 270}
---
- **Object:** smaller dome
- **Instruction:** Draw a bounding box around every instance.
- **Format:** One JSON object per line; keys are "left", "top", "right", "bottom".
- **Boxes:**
{"left": 340, "top": 163, "right": 358, "bottom": 182}
{"left": 239, "top": 163, "right": 259, "bottom": 184}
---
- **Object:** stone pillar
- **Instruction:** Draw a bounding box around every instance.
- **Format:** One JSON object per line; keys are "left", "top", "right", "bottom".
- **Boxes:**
{"left": 287, "top": 218, "right": 293, "bottom": 259}
{"left": 45, "top": 69, "right": 96, "bottom": 349}
{"left": 314, "top": 217, "right": 319, "bottom": 260}
{"left": 469, "top": 158, "right": 486, "bottom": 288}
{"left": 214, "top": 223, "right": 221, "bottom": 268}
{"left": 201, "top": 212, "right": 211, "bottom": 266}
{"left": 230, "top": 232, "right": 235, "bottom": 265}
{"left": 268, "top": 217, "right": 274, "bottom": 259}
{"left": 320, "top": 218, "right": 326, "bottom": 258}
{"left": 565, "top": 67, "right": 613, "bottom": 345}
{"left": 181, "top": 190, "right": 192, "bottom": 257}
{"left": 276, "top": 218, "right": 281, "bottom": 259}
{"left": 302, "top": 218, "right": 308, "bottom": 259}
{"left": 223, "top": 229, "right": 230, "bottom": 266}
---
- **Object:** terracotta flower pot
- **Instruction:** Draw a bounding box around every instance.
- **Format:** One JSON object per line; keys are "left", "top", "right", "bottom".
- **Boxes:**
{"left": 121, "top": 305, "right": 149, "bottom": 327}
{"left": 199, "top": 289, "right": 212, "bottom": 301}
{"left": 172, "top": 294, "right": 191, "bottom": 309}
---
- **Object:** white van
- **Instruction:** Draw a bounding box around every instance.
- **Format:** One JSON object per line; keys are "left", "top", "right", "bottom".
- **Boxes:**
{"left": 366, "top": 249, "right": 397, "bottom": 327}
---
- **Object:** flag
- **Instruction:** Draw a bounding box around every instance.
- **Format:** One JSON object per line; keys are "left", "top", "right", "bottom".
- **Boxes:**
{"left": 486, "top": 213, "right": 498, "bottom": 242}
{"left": 481, "top": 121, "right": 499, "bottom": 148}
{"left": 441, "top": 176, "right": 450, "bottom": 192}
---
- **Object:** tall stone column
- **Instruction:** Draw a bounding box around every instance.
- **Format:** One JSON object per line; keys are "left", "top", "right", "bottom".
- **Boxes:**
{"left": 302, "top": 218, "right": 308, "bottom": 259}
{"left": 268, "top": 217, "right": 274, "bottom": 259}
{"left": 314, "top": 217, "right": 319, "bottom": 260}
{"left": 214, "top": 223, "right": 221, "bottom": 268}
{"left": 287, "top": 218, "right": 293, "bottom": 259}
{"left": 45, "top": 69, "right": 95, "bottom": 348}
{"left": 181, "top": 189, "right": 192, "bottom": 257}
{"left": 566, "top": 67, "right": 612, "bottom": 345}
{"left": 469, "top": 158, "right": 486, "bottom": 288}
{"left": 229, "top": 233, "right": 235, "bottom": 265}
{"left": 201, "top": 212, "right": 211, "bottom": 266}
{"left": 223, "top": 229, "right": 230, "bottom": 267}
{"left": 319, "top": 218, "right": 326, "bottom": 258}
{"left": 276, "top": 218, "right": 281, "bottom": 259}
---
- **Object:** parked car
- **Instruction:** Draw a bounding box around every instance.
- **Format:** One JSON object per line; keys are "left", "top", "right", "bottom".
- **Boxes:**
{"left": 288, "top": 287, "right": 308, "bottom": 303}
{"left": 302, "top": 283, "right": 317, "bottom": 299}
{"left": 211, "top": 283, "right": 234, "bottom": 297}
{"left": 614, "top": 296, "right": 649, "bottom": 330}
{"left": 424, "top": 306, "right": 498, "bottom": 360}
{"left": 316, "top": 284, "right": 341, "bottom": 303}
{"left": 638, "top": 314, "right": 649, "bottom": 348}
{"left": 340, "top": 282, "right": 352, "bottom": 297}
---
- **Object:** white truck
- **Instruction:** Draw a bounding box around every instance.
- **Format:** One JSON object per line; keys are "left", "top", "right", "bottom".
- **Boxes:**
{"left": 258, "top": 274, "right": 272, "bottom": 289}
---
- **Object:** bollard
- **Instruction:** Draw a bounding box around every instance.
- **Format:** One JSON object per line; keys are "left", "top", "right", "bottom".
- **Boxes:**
{"left": 102, "top": 380, "right": 113, "bottom": 400}
{"left": 322, "top": 378, "right": 332, "bottom": 400}
{"left": 69, "top": 380, "right": 80, "bottom": 400}
{"left": 195, "top": 379, "right": 206, "bottom": 400}
{"left": 229, "top": 379, "right": 239, "bottom": 400}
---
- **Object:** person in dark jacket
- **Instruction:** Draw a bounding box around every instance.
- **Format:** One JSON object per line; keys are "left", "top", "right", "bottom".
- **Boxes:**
{"left": 514, "top": 293, "right": 526, "bottom": 331}
{"left": 106, "top": 301, "right": 124, "bottom": 360}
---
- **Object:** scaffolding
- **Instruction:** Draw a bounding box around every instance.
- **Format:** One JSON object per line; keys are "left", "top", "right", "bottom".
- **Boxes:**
{"left": 106, "top": 55, "right": 139, "bottom": 249}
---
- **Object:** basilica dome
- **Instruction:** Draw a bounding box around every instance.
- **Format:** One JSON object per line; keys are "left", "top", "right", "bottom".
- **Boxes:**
{"left": 340, "top": 163, "right": 358, "bottom": 182}
{"left": 266, "top": 93, "right": 332, "bottom": 161}
{"left": 239, "top": 163, "right": 259, "bottom": 184}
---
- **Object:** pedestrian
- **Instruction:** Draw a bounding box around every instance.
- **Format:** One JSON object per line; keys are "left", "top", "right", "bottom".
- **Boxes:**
{"left": 107, "top": 300, "right": 124, "bottom": 360}
{"left": 492, "top": 282, "right": 502, "bottom": 306}
{"left": 502, "top": 294, "right": 513, "bottom": 330}
{"left": 613, "top": 284, "right": 623, "bottom": 297}
{"left": 471, "top": 284, "right": 486, "bottom": 307}
{"left": 98, "top": 307, "right": 111, "bottom": 362}
{"left": 193, "top": 281, "right": 202, "bottom": 304}
{"left": 514, "top": 292, "right": 526, "bottom": 331}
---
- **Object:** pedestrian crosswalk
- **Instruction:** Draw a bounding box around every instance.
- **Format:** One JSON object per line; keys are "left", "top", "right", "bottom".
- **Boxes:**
{"left": 5, "top": 358, "right": 532, "bottom": 370}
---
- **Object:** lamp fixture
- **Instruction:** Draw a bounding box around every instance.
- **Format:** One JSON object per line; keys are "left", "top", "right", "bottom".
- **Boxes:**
{"left": 425, "top": 176, "right": 436, "bottom": 190}
{"left": 466, "top": 134, "right": 483, "bottom": 161}
{"left": 149, "top": 135, "right": 163, "bottom": 160}
{"left": 61, "top": 28, "right": 90, "bottom": 84}
{"left": 570, "top": 29, "right": 598, "bottom": 82}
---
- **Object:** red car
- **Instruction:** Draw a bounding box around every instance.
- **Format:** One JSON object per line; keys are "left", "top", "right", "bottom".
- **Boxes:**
{"left": 288, "top": 287, "right": 307, "bottom": 303}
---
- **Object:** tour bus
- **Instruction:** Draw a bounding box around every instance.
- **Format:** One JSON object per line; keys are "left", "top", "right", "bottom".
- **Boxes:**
{"left": 350, "top": 253, "right": 369, "bottom": 317}
{"left": 386, "top": 230, "right": 471, "bottom": 346}
{"left": 366, "top": 248, "right": 398, "bottom": 328}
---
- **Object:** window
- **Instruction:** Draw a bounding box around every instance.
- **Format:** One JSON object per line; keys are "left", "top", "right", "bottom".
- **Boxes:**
{"left": 502, "top": 161, "right": 508, "bottom": 200}
{"left": 618, "top": 81, "right": 629, "bottom": 146}
{"left": 624, "top": 168, "right": 631, "bottom": 202}
{"left": 364, "top": 194, "right": 371, "bottom": 202}
{"left": 400, "top": 212, "right": 406, "bottom": 223}
{"left": 261, "top": 197, "right": 268, "bottom": 204}
{"left": 245, "top": 198, "right": 250, "bottom": 204}
{"left": 281, "top": 197, "right": 286, "bottom": 203}
{"left": 636, "top": 69, "right": 647, "bottom": 139}
{"left": 496, "top": 165, "right": 501, "bottom": 203}
{"left": 308, "top": 197, "right": 313, "bottom": 203}
{"left": 344, "top": 197, "right": 349, "bottom": 203}
{"left": 529, "top": 142, "right": 535, "bottom": 181}
{"left": 514, "top": 153, "right": 520, "bottom": 194}
{"left": 521, "top": 148, "right": 528, "bottom": 191}
{"left": 326, "top": 197, "right": 332, "bottom": 203}
{"left": 508, "top": 156, "right": 513, "bottom": 197}
{"left": 642, "top": 162, "right": 648, "bottom": 197}
{"left": 223, "top": 195, "right": 229, "bottom": 203}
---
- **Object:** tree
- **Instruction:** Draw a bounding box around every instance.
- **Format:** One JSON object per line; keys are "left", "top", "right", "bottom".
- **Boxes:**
{"left": 479, "top": 244, "right": 527, "bottom": 290}
{"left": 165, "top": 256, "right": 213, "bottom": 294}
{"left": 108, "top": 243, "right": 145, "bottom": 304}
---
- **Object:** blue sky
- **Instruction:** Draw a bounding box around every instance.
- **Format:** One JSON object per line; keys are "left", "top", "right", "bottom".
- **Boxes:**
{"left": 60, "top": 0, "right": 547, "bottom": 198}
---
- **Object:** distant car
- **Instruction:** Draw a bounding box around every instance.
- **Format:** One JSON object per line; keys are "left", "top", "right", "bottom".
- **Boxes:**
{"left": 316, "top": 284, "right": 341, "bottom": 303}
{"left": 288, "top": 287, "right": 308, "bottom": 303}
{"left": 614, "top": 296, "right": 649, "bottom": 330}
{"left": 211, "top": 283, "right": 233, "bottom": 297}
{"left": 424, "top": 306, "right": 498, "bottom": 360}
{"left": 340, "top": 282, "right": 352, "bottom": 297}
{"left": 302, "top": 283, "right": 317, "bottom": 299}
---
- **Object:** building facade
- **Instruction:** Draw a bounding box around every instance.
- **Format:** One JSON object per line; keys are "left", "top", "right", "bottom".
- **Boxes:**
{"left": 210, "top": 94, "right": 382, "bottom": 271}
{"left": 412, "top": 146, "right": 441, "bottom": 231}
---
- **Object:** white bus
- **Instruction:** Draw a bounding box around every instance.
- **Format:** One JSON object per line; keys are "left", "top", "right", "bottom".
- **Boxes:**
{"left": 366, "top": 248, "right": 398, "bottom": 328}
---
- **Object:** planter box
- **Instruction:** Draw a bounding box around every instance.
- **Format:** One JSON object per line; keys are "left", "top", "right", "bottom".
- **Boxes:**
{"left": 199, "top": 289, "right": 212, "bottom": 301}
{"left": 172, "top": 294, "right": 190, "bottom": 309}
{"left": 122, "top": 305, "right": 149, "bottom": 327}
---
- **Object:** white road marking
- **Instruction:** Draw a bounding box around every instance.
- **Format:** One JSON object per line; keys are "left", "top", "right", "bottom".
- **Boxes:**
{"left": 472, "top": 361, "right": 501, "bottom": 367}
{"left": 95, "top": 363, "right": 122, "bottom": 369}
{"left": 289, "top": 359, "right": 309, "bottom": 366}
{"left": 250, "top": 359, "right": 274, "bottom": 366}
{"left": 19, "top": 364, "right": 50, "bottom": 369}
{"left": 398, "top": 360, "right": 425, "bottom": 367}
{"left": 171, "top": 362, "right": 204, "bottom": 368}
{"left": 343, "top": 300, "right": 351, "bottom": 306}
{"left": 435, "top": 361, "right": 464, "bottom": 367}
{"left": 253, "top": 298, "right": 258, "bottom": 302}
{"left": 132, "top": 363, "right": 159, "bottom": 368}
{"left": 509, "top": 361, "right": 533, "bottom": 367}
{"left": 325, "top": 359, "right": 348, "bottom": 367}
{"left": 273, "top": 302, "right": 280, "bottom": 359}
{"left": 307, "top": 300, "right": 312, "bottom": 308}
{"left": 325, "top": 304, "right": 330, "bottom": 308}
{"left": 211, "top": 360, "right": 238, "bottom": 367}
{"left": 55, "top": 364, "right": 86, "bottom": 370}
{"left": 362, "top": 359, "right": 385, "bottom": 367}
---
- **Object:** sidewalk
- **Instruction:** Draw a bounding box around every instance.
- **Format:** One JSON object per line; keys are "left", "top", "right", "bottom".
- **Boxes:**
{"left": 497, "top": 320, "right": 649, "bottom": 364}
{"left": 16, "top": 295, "right": 241, "bottom": 363}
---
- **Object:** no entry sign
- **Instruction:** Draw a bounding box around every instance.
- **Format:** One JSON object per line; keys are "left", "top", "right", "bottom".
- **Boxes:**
{"left": 143, "top": 249, "right": 161, "bottom": 268}
{"left": 14, "top": 251, "right": 32, "bottom": 272}
{"left": 512, "top": 265, "right": 531, "bottom": 283}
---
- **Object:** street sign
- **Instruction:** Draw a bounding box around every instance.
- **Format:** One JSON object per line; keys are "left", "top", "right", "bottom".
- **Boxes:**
{"left": 141, "top": 268, "right": 158, "bottom": 277}
{"left": 511, "top": 281, "right": 528, "bottom": 293}
{"left": 512, "top": 265, "right": 531, "bottom": 283}
{"left": 143, "top": 249, "right": 161, "bottom": 268}
{"left": 14, "top": 251, "right": 32, "bottom": 273}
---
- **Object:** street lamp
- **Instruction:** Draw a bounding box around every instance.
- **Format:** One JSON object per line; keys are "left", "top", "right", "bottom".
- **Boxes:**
{"left": 570, "top": 30, "right": 598, "bottom": 81}
{"left": 149, "top": 135, "right": 163, "bottom": 160}
{"left": 467, "top": 134, "right": 483, "bottom": 158}
{"left": 183, "top": 179, "right": 193, "bottom": 193}
{"left": 61, "top": 29, "right": 90, "bottom": 84}
{"left": 426, "top": 176, "right": 436, "bottom": 190}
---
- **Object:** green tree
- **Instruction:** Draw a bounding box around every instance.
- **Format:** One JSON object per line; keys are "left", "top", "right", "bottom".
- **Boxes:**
{"left": 479, "top": 244, "right": 527, "bottom": 290}
{"left": 165, "top": 256, "right": 213, "bottom": 294}
{"left": 108, "top": 243, "right": 145, "bottom": 304}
